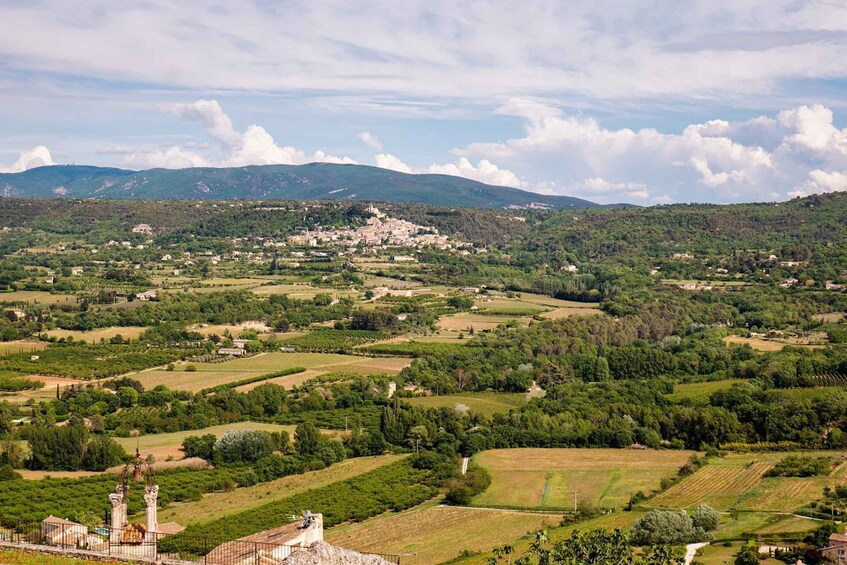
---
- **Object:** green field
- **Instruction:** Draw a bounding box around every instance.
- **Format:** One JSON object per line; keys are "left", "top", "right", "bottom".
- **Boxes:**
{"left": 667, "top": 379, "right": 747, "bottom": 403}
{"left": 404, "top": 392, "right": 526, "bottom": 417}
{"left": 646, "top": 452, "right": 847, "bottom": 512}
{"left": 473, "top": 448, "right": 694, "bottom": 510}
{"left": 326, "top": 501, "right": 565, "bottom": 565}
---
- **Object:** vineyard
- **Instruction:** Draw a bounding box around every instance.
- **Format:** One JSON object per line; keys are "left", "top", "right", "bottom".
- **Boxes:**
{"left": 280, "top": 329, "right": 387, "bottom": 349}
{"left": 809, "top": 373, "right": 847, "bottom": 387}
{"left": 162, "top": 459, "right": 439, "bottom": 555}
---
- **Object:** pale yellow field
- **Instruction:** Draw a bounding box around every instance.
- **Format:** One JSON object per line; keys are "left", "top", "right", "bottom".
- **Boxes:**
{"left": 437, "top": 313, "right": 527, "bottom": 332}
{"left": 724, "top": 335, "right": 825, "bottom": 351}
{"left": 154, "top": 454, "right": 403, "bottom": 525}
{"left": 0, "top": 341, "right": 48, "bottom": 355}
{"left": 189, "top": 321, "right": 273, "bottom": 336}
{"left": 0, "top": 291, "right": 75, "bottom": 305}
{"left": 327, "top": 502, "right": 565, "bottom": 565}
{"left": 114, "top": 422, "right": 300, "bottom": 461}
{"left": 363, "top": 276, "right": 423, "bottom": 289}
{"left": 540, "top": 307, "right": 605, "bottom": 319}
{"left": 473, "top": 448, "right": 694, "bottom": 510}
{"left": 45, "top": 326, "right": 147, "bottom": 343}
{"left": 132, "top": 352, "right": 410, "bottom": 392}
{"left": 510, "top": 293, "right": 601, "bottom": 309}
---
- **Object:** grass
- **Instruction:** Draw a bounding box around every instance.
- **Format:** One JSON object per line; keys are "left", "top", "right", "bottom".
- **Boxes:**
{"left": 667, "top": 379, "right": 747, "bottom": 403}
{"left": 472, "top": 448, "right": 694, "bottom": 510}
{"left": 0, "top": 549, "right": 140, "bottom": 564}
{"left": 326, "top": 501, "right": 565, "bottom": 565}
{"left": 540, "top": 307, "right": 605, "bottom": 319}
{"left": 114, "top": 422, "right": 301, "bottom": 461}
{"left": 645, "top": 452, "right": 847, "bottom": 512}
{"left": 437, "top": 313, "right": 527, "bottom": 332}
{"left": 131, "top": 352, "right": 409, "bottom": 392}
{"left": 723, "top": 335, "right": 825, "bottom": 351}
{"left": 44, "top": 326, "right": 147, "bottom": 343}
{"left": 711, "top": 512, "right": 821, "bottom": 542}
{"left": 403, "top": 392, "right": 526, "bottom": 417}
{"left": 151, "top": 454, "right": 403, "bottom": 525}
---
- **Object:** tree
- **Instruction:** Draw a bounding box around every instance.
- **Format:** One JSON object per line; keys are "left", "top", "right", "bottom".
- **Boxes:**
{"left": 295, "top": 422, "right": 321, "bottom": 456}
{"left": 407, "top": 425, "right": 430, "bottom": 453}
{"left": 631, "top": 509, "right": 697, "bottom": 546}
{"left": 213, "top": 430, "right": 275, "bottom": 463}
{"left": 691, "top": 504, "right": 720, "bottom": 532}
{"left": 81, "top": 435, "right": 126, "bottom": 471}
{"left": 117, "top": 386, "right": 138, "bottom": 407}
{"left": 182, "top": 434, "right": 217, "bottom": 460}
{"left": 735, "top": 542, "right": 759, "bottom": 565}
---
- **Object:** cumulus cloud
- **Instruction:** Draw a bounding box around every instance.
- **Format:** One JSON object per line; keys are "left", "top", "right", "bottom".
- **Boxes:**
{"left": 426, "top": 158, "right": 524, "bottom": 188}
{"left": 118, "top": 100, "right": 356, "bottom": 169}
{"left": 372, "top": 153, "right": 524, "bottom": 187}
{"left": 358, "top": 132, "right": 382, "bottom": 151}
{"left": 452, "top": 100, "right": 847, "bottom": 203}
{"left": 0, "top": 146, "right": 54, "bottom": 173}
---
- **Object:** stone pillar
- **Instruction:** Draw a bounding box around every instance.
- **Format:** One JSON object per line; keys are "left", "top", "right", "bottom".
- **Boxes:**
{"left": 144, "top": 484, "right": 159, "bottom": 542}
{"left": 108, "top": 485, "right": 127, "bottom": 543}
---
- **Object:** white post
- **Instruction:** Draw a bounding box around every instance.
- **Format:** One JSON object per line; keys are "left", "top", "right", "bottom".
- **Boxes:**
{"left": 144, "top": 484, "right": 159, "bottom": 542}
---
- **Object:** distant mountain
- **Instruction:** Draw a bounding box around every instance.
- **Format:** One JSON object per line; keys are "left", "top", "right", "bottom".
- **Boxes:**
{"left": 0, "top": 164, "right": 615, "bottom": 209}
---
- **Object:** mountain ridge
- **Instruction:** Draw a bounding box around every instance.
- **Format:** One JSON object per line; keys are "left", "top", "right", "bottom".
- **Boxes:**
{"left": 0, "top": 163, "right": 622, "bottom": 209}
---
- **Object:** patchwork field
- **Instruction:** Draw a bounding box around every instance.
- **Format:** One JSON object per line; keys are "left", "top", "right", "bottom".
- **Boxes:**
{"left": 326, "top": 501, "right": 565, "bottom": 565}
{"left": 437, "top": 313, "right": 526, "bottom": 332}
{"left": 44, "top": 326, "right": 147, "bottom": 343}
{"left": 404, "top": 392, "right": 526, "bottom": 417}
{"left": 151, "top": 454, "right": 403, "bottom": 525}
{"left": 724, "top": 335, "right": 825, "bottom": 351}
{"left": 473, "top": 448, "right": 694, "bottom": 510}
{"left": 645, "top": 452, "right": 847, "bottom": 512}
{"left": 130, "top": 351, "right": 410, "bottom": 392}
{"left": 540, "top": 307, "right": 605, "bottom": 319}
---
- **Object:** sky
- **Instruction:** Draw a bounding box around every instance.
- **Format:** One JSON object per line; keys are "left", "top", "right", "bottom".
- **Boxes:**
{"left": 1, "top": 1, "right": 847, "bottom": 204}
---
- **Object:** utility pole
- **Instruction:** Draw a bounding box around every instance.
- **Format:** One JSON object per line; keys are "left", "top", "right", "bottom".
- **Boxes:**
{"left": 573, "top": 491, "right": 578, "bottom": 513}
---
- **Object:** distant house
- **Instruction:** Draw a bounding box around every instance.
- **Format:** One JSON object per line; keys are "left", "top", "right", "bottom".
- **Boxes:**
{"left": 135, "top": 290, "right": 158, "bottom": 301}
{"left": 4, "top": 307, "right": 25, "bottom": 320}
{"left": 232, "top": 339, "right": 248, "bottom": 349}
{"left": 824, "top": 533, "right": 847, "bottom": 564}
{"left": 70, "top": 266, "right": 84, "bottom": 276}
{"left": 218, "top": 348, "right": 245, "bottom": 356}
{"left": 461, "top": 287, "right": 480, "bottom": 294}
{"left": 161, "top": 254, "right": 172, "bottom": 261}
{"left": 392, "top": 255, "right": 416, "bottom": 262}
{"left": 560, "top": 264, "right": 579, "bottom": 273}
{"left": 41, "top": 516, "right": 88, "bottom": 546}
{"left": 672, "top": 253, "right": 694, "bottom": 261}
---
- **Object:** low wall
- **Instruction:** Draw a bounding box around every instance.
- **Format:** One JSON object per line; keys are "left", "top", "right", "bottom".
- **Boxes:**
{"left": 0, "top": 541, "right": 195, "bottom": 564}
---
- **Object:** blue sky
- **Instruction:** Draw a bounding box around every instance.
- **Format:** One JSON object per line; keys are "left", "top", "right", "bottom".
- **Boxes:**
{"left": 2, "top": 1, "right": 847, "bottom": 204}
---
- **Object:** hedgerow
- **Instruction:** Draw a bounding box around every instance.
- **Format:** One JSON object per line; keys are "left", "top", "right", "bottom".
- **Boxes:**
{"left": 198, "top": 367, "right": 306, "bottom": 394}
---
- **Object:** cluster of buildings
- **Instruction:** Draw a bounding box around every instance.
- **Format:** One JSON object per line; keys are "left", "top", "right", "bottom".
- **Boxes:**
{"left": 289, "top": 206, "right": 467, "bottom": 251}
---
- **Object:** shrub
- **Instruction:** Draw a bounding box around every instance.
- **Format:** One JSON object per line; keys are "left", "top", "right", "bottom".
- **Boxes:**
{"left": 213, "top": 430, "right": 275, "bottom": 463}
{"left": 691, "top": 504, "right": 720, "bottom": 532}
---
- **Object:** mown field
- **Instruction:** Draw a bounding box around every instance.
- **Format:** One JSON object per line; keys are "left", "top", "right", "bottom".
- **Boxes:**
{"left": 131, "top": 352, "right": 410, "bottom": 392}
{"left": 645, "top": 452, "right": 847, "bottom": 512}
{"left": 403, "top": 392, "right": 526, "bottom": 417}
{"left": 326, "top": 501, "right": 565, "bottom": 565}
{"left": 0, "top": 340, "right": 48, "bottom": 355}
{"left": 44, "top": 326, "right": 148, "bottom": 343}
{"left": 152, "top": 454, "right": 402, "bottom": 525}
{"left": 472, "top": 448, "right": 694, "bottom": 510}
{"left": 0, "top": 290, "right": 76, "bottom": 305}
{"left": 114, "top": 422, "right": 302, "bottom": 461}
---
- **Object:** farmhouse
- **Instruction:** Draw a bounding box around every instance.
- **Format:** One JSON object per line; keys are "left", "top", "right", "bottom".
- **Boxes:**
{"left": 70, "top": 266, "right": 84, "bottom": 275}
{"left": 135, "top": 290, "right": 158, "bottom": 301}
{"left": 218, "top": 347, "right": 245, "bottom": 356}
{"left": 824, "top": 533, "right": 847, "bottom": 564}
{"left": 41, "top": 516, "right": 88, "bottom": 546}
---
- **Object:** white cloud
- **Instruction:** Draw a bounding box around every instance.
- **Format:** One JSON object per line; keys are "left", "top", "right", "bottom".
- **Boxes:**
{"left": 374, "top": 153, "right": 413, "bottom": 174}
{"left": 451, "top": 101, "right": 847, "bottom": 203}
{"left": 118, "top": 100, "right": 356, "bottom": 169}
{"left": 426, "top": 158, "right": 524, "bottom": 188}
{"left": 0, "top": 146, "right": 54, "bottom": 173}
{"left": 358, "top": 132, "right": 383, "bottom": 151}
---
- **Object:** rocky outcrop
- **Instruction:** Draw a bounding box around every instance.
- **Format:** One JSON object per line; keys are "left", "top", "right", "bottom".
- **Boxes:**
{"left": 281, "top": 541, "right": 394, "bottom": 565}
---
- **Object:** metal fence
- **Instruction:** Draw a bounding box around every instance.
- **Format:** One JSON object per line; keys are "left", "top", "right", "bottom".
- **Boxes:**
{"left": 0, "top": 521, "right": 402, "bottom": 564}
